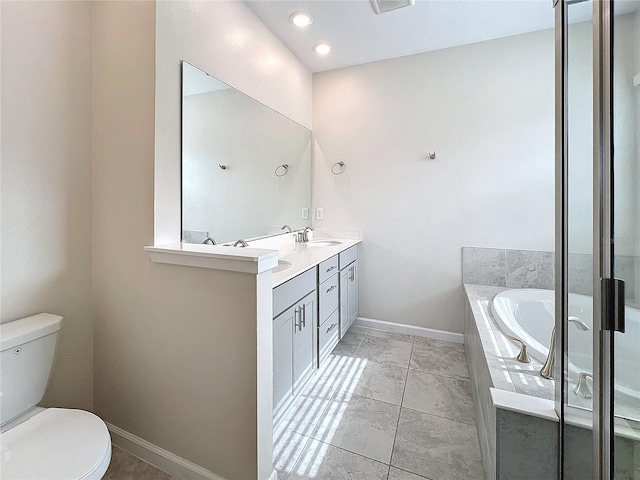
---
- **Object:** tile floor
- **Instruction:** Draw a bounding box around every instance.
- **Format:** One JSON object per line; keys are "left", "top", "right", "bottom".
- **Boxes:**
{"left": 103, "top": 445, "right": 180, "bottom": 480}
{"left": 273, "top": 326, "right": 485, "bottom": 480}
{"left": 103, "top": 327, "right": 484, "bottom": 480}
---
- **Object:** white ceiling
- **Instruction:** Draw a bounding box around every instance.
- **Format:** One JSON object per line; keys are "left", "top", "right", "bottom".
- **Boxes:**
{"left": 244, "top": 0, "right": 556, "bottom": 73}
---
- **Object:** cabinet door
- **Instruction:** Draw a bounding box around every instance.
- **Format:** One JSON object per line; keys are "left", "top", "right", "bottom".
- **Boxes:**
{"left": 348, "top": 260, "right": 359, "bottom": 327}
{"left": 293, "top": 291, "right": 316, "bottom": 394}
{"left": 273, "top": 306, "right": 294, "bottom": 413}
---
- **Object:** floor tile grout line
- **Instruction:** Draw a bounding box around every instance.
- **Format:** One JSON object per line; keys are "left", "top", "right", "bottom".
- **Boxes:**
{"left": 407, "top": 367, "right": 471, "bottom": 382}
{"left": 389, "top": 465, "right": 437, "bottom": 480}
{"left": 297, "top": 435, "right": 394, "bottom": 471}
{"left": 388, "top": 335, "right": 414, "bottom": 472}
{"left": 280, "top": 431, "right": 313, "bottom": 480}
{"left": 399, "top": 404, "right": 478, "bottom": 427}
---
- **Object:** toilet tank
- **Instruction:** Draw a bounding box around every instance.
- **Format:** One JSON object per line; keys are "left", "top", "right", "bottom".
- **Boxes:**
{"left": 0, "top": 314, "right": 63, "bottom": 426}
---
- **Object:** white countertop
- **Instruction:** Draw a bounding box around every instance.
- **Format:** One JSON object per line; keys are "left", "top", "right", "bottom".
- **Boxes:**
{"left": 271, "top": 237, "right": 361, "bottom": 287}
{"left": 144, "top": 228, "right": 361, "bottom": 282}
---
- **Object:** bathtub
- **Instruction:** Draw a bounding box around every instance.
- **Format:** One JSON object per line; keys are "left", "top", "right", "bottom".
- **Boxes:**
{"left": 491, "top": 288, "right": 640, "bottom": 408}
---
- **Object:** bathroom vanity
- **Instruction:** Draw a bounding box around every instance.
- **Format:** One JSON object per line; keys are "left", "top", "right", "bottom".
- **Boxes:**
{"left": 272, "top": 239, "right": 360, "bottom": 415}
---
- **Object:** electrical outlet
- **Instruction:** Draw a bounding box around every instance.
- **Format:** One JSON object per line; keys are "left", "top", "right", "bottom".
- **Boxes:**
{"left": 316, "top": 207, "right": 324, "bottom": 220}
{"left": 301, "top": 207, "right": 309, "bottom": 220}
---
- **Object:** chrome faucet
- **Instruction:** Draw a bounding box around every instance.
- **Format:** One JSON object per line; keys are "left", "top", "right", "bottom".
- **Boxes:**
{"left": 233, "top": 239, "right": 249, "bottom": 247}
{"left": 540, "top": 316, "right": 590, "bottom": 379}
{"left": 202, "top": 237, "right": 217, "bottom": 245}
{"left": 302, "top": 226, "right": 314, "bottom": 242}
{"left": 281, "top": 225, "right": 292, "bottom": 233}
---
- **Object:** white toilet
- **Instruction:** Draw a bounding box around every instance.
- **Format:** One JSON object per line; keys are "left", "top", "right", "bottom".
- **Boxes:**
{"left": 0, "top": 314, "right": 112, "bottom": 479}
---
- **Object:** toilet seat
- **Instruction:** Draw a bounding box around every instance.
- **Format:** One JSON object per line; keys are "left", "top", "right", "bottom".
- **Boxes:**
{"left": 0, "top": 408, "right": 112, "bottom": 479}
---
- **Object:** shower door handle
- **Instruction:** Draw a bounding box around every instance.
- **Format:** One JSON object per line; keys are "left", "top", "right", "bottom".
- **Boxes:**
{"left": 601, "top": 278, "right": 625, "bottom": 333}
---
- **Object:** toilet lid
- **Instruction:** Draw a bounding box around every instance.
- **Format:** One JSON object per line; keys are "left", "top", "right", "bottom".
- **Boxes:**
{"left": 1, "top": 408, "right": 111, "bottom": 479}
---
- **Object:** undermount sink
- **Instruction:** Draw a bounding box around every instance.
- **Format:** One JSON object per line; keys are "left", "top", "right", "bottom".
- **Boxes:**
{"left": 308, "top": 240, "right": 343, "bottom": 247}
{"left": 273, "top": 260, "right": 292, "bottom": 273}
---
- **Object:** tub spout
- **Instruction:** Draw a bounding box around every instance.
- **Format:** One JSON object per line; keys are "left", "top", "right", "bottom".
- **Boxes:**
{"left": 540, "top": 327, "right": 557, "bottom": 379}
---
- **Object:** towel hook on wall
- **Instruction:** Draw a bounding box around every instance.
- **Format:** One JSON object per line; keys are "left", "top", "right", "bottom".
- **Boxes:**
{"left": 219, "top": 164, "right": 228, "bottom": 170}
{"left": 331, "top": 161, "right": 347, "bottom": 175}
{"left": 275, "top": 164, "right": 289, "bottom": 177}
{"left": 428, "top": 151, "right": 436, "bottom": 160}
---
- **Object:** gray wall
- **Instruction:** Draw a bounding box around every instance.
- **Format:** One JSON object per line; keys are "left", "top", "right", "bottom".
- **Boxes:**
{"left": 313, "top": 29, "right": 556, "bottom": 334}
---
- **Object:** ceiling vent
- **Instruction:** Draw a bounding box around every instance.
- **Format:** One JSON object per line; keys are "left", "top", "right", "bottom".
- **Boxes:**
{"left": 370, "top": 0, "right": 415, "bottom": 15}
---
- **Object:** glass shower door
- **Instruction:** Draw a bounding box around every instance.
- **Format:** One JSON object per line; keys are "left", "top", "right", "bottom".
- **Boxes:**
{"left": 558, "top": 0, "right": 640, "bottom": 478}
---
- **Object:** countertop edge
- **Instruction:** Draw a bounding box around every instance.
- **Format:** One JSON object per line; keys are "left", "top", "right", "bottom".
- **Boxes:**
{"left": 144, "top": 243, "right": 279, "bottom": 274}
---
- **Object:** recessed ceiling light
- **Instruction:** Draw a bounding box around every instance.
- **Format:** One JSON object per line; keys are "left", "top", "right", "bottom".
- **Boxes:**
{"left": 289, "top": 11, "right": 313, "bottom": 27}
{"left": 313, "top": 43, "right": 331, "bottom": 55}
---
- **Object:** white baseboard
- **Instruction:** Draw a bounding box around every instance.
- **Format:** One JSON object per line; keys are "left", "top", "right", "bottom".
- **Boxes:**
{"left": 354, "top": 317, "right": 464, "bottom": 344}
{"left": 106, "top": 423, "right": 227, "bottom": 480}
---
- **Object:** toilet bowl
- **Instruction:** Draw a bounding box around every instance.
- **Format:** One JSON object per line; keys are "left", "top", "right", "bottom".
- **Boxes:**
{"left": 0, "top": 314, "right": 112, "bottom": 479}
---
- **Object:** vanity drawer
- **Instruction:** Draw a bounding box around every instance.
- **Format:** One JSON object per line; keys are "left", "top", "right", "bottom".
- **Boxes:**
{"left": 273, "top": 267, "right": 316, "bottom": 318}
{"left": 318, "top": 256, "right": 339, "bottom": 284}
{"left": 339, "top": 246, "right": 358, "bottom": 269}
{"left": 318, "top": 274, "right": 339, "bottom": 322}
{"left": 318, "top": 309, "right": 340, "bottom": 364}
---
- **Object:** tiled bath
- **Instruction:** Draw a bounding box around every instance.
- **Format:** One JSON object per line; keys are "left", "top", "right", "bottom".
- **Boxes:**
{"left": 464, "top": 282, "right": 640, "bottom": 479}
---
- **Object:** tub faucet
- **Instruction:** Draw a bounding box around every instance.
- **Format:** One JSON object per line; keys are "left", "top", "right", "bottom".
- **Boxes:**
{"left": 202, "top": 237, "right": 217, "bottom": 245}
{"left": 302, "top": 226, "right": 314, "bottom": 242}
{"left": 540, "top": 316, "right": 590, "bottom": 379}
{"left": 574, "top": 372, "right": 593, "bottom": 399}
{"left": 233, "top": 239, "right": 249, "bottom": 247}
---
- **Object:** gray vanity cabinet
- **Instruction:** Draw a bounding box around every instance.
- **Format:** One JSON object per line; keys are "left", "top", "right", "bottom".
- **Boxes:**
{"left": 339, "top": 246, "right": 359, "bottom": 338}
{"left": 273, "top": 268, "right": 317, "bottom": 415}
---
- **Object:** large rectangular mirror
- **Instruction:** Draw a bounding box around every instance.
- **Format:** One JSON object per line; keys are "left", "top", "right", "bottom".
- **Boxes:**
{"left": 181, "top": 61, "right": 312, "bottom": 245}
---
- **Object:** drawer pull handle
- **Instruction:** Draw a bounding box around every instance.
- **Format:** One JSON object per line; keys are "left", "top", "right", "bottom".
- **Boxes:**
{"left": 326, "top": 323, "right": 337, "bottom": 333}
{"left": 326, "top": 265, "right": 337, "bottom": 272}
{"left": 294, "top": 308, "right": 302, "bottom": 331}
{"left": 326, "top": 285, "right": 337, "bottom": 294}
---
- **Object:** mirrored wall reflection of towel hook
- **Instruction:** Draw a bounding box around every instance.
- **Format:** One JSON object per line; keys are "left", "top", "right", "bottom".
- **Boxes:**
{"left": 331, "top": 161, "right": 347, "bottom": 175}
{"left": 275, "top": 164, "right": 289, "bottom": 177}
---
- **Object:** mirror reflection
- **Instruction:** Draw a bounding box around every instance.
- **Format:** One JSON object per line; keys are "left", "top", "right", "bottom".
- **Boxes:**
{"left": 181, "top": 61, "right": 312, "bottom": 245}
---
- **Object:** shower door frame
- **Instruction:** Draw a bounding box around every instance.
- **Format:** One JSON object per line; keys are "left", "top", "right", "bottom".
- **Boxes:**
{"left": 553, "top": 3, "right": 568, "bottom": 480}
{"left": 555, "top": 1, "right": 617, "bottom": 479}
{"left": 592, "top": 1, "right": 615, "bottom": 478}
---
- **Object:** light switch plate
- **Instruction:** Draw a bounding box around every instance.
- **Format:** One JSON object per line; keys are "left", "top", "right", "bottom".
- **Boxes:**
{"left": 301, "top": 207, "right": 309, "bottom": 219}
{"left": 316, "top": 207, "right": 324, "bottom": 220}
